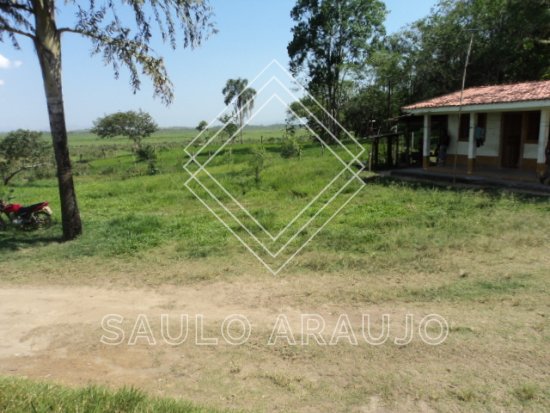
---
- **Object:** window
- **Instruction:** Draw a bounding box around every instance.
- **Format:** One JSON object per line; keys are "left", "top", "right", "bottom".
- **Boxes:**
{"left": 525, "top": 111, "right": 541, "bottom": 143}
{"left": 458, "top": 113, "right": 470, "bottom": 141}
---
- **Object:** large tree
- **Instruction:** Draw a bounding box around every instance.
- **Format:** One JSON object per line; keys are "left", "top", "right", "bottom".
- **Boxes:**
{"left": 287, "top": 0, "right": 386, "bottom": 140}
{"left": 399, "top": 0, "right": 550, "bottom": 103}
{"left": 342, "top": 86, "right": 387, "bottom": 138}
{"left": 92, "top": 110, "right": 158, "bottom": 151}
{"left": 0, "top": 0, "right": 215, "bottom": 240}
{"left": 222, "top": 78, "right": 256, "bottom": 144}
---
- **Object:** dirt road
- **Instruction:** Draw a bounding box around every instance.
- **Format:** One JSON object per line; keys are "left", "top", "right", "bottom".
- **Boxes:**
{"left": 0, "top": 279, "right": 547, "bottom": 412}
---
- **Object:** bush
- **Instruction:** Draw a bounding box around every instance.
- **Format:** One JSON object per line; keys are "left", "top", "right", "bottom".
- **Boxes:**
{"left": 148, "top": 161, "right": 159, "bottom": 175}
{"left": 32, "top": 164, "right": 56, "bottom": 180}
{"left": 249, "top": 146, "right": 266, "bottom": 184}
{"left": 135, "top": 144, "right": 157, "bottom": 162}
{"left": 0, "top": 129, "right": 50, "bottom": 185}
{"left": 280, "top": 137, "right": 302, "bottom": 159}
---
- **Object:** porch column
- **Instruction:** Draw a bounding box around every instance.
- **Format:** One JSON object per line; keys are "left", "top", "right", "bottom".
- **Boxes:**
{"left": 537, "top": 110, "right": 550, "bottom": 175}
{"left": 467, "top": 113, "right": 477, "bottom": 175}
{"left": 423, "top": 114, "right": 431, "bottom": 170}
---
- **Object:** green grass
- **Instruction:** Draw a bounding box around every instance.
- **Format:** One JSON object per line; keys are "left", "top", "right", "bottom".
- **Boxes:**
{"left": 398, "top": 274, "right": 531, "bottom": 302}
{"left": 0, "top": 377, "right": 229, "bottom": 413}
{"left": 2, "top": 127, "right": 549, "bottom": 285}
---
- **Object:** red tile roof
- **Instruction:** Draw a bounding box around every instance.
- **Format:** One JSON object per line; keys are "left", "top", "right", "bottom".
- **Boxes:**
{"left": 403, "top": 80, "right": 550, "bottom": 111}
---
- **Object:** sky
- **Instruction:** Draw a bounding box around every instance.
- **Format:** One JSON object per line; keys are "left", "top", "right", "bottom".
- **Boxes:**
{"left": 0, "top": 0, "right": 437, "bottom": 131}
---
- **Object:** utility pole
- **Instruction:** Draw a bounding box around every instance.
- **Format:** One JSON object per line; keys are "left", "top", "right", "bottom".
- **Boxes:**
{"left": 452, "top": 30, "right": 477, "bottom": 184}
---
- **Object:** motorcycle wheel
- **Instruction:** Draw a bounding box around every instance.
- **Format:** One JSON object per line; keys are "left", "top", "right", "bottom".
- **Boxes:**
{"left": 33, "top": 211, "right": 52, "bottom": 229}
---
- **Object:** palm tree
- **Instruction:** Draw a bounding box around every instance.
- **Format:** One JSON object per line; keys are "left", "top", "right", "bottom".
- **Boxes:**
{"left": 222, "top": 78, "right": 256, "bottom": 143}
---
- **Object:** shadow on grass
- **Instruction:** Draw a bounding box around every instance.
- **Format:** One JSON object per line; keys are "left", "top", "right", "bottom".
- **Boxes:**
{"left": 363, "top": 174, "right": 550, "bottom": 203}
{"left": 0, "top": 230, "right": 61, "bottom": 252}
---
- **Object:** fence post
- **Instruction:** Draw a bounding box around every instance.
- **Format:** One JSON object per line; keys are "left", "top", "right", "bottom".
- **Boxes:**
{"left": 395, "top": 135, "right": 400, "bottom": 166}
{"left": 423, "top": 115, "right": 431, "bottom": 170}
{"left": 368, "top": 150, "right": 373, "bottom": 172}
{"left": 372, "top": 138, "right": 378, "bottom": 168}
{"left": 386, "top": 136, "right": 393, "bottom": 167}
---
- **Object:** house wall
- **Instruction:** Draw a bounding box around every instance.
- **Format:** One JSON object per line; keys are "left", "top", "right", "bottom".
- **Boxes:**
{"left": 480, "top": 113, "right": 501, "bottom": 157}
{"left": 447, "top": 114, "right": 464, "bottom": 155}
{"left": 443, "top": 111, "right": 544, "bottom": 169}
{"left": 523, "top": 144, "right": 538, "bottom": 159}
{"left": 447, "top": 113, "right": 500, "bottom": 161}
{"left": 412, "top": 100, "right": 550, "bottom": 172}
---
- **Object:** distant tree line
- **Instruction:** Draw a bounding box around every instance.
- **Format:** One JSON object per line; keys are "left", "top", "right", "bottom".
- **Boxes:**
{"left": 288, "top": 0, "right": 550, "bottom": 139}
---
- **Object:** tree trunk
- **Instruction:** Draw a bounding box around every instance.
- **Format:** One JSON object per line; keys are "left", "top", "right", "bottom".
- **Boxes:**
{"left": 33, "top": 0, "right": 82, "bottom": 240}
{"left": 328, "top": 65, "right": 340, "bottom": 143}
{"left": 387, "top": 80, "right": 392, "bottom": 121}
{"left": 239, "top": 111, "right": 244, "bottom": 144}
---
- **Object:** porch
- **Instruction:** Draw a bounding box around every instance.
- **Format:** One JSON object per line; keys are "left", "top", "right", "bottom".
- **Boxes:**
{"left": 386, "top": 165, "right": 550, "bottom": 195}
{"left": 401, "top": 81, "right": 550, "bottom": 178}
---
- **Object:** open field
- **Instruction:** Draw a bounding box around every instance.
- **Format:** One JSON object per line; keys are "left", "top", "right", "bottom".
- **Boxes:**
{"left": 1, "top": 128, "right": 549, "bottom": 412}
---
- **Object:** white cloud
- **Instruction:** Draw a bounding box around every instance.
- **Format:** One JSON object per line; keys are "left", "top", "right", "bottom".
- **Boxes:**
{"left": 0, "top": 54, "right": 22, "bottom": 69}
{"left": 0, "top": 79, "right": 5, "bottom": 86}
{"left": 0, "top": 54, "right": 10, "bottom": 69}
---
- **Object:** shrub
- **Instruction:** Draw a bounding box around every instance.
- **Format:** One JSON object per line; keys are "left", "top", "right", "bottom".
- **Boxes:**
{"left": 135, "top": 144, "right": 157, "bottom": 162}
{"left": 280, "top": 137, "right": 302, "bottom": 159}
{"left": 148, "top": 161, "right": 159, "bottom": 176}
{"left": 249, "top": 146, "right": 266, "bottom": 184}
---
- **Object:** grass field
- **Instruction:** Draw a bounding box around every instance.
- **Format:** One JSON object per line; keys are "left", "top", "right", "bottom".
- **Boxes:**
{"left": 0, "top": 377, "right": 229, "bottom": 412}
{"left": 0, "top": 128, "right": 549, "bottom": 412}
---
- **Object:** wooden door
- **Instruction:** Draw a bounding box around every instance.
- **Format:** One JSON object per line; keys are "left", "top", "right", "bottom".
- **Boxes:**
{"left": 501, "top": 112, "right": 523, "bottom": 168}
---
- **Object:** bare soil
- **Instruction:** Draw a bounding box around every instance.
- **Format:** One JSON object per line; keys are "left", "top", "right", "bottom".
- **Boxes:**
{"left": 0, "top": 269, "right": 548, "bottom": 412}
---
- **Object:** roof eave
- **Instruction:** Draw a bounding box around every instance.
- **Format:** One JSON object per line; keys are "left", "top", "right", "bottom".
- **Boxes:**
{"left": 403, "top": 99, "right": 550, "bottom": 115}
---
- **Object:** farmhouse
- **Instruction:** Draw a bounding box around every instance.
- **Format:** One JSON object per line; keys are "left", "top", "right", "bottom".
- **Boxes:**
{"left": 402, "top": 80, "right": 550, "bottom": 176}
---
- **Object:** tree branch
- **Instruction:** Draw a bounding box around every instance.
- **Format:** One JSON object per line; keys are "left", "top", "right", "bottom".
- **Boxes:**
{"left": 58, "top": 27, "right": 97, "bottom": 37}
{"left": 3, "top": 163, "right": 44, "bottom": 186}
{"left": 0, "top": 2, "right": 32, "bottom": 13}
{"left": 57, "top": 27, "right": 81, "bottom": 34}
{"left": 58, "top": 27, "right": 110, "bottom": 43}
{"left": 0, "top": 24, "right": 34, "bottom": 39}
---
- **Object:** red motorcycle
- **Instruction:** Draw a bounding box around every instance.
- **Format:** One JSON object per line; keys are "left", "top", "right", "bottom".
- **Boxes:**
{"left": 0, "top": 199, "right": 53, "bottom": 230}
